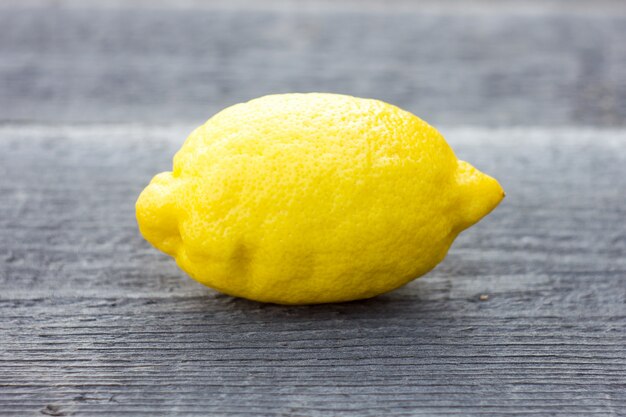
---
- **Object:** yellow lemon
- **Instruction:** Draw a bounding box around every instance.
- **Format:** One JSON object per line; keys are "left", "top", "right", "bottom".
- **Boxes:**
{"left": 136, "top": 93, "right": 504, "bottom": 304}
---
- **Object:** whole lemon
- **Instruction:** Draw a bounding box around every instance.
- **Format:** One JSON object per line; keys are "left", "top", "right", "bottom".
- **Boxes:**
{"left": 136, "top": 93, "right": 504, "bottom": 304}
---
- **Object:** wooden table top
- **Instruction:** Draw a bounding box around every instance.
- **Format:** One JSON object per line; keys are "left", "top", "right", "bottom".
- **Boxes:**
{"left": 1, "top": 1, "right": 625, "bottom": 416}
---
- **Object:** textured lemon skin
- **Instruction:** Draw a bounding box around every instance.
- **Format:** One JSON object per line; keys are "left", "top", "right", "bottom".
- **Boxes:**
{"left": 136, "top": 93, "right": 504, "bottom": 304}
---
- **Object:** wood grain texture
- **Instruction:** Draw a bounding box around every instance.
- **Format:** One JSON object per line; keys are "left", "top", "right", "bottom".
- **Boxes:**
{"left": 1, "top": 0, "right": 626, "bottom": 126}
{"left": 1, "top": 125, "right": 625, "bottom": 416}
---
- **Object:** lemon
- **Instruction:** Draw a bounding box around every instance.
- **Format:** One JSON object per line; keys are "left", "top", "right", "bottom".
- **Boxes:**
{"left": 136, "top": 93, "right": 504, "bottom": 304}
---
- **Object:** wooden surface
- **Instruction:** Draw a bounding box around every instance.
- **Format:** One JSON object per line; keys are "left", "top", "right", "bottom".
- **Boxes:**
{"left": 2, "top": 0, "right": 626, "bottom": 126}
{"left": 1, "top": 1, "right": 625, "bottom": 416}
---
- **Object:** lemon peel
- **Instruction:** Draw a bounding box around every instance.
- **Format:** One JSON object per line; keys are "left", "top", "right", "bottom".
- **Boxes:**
{"left": 136, "top": 93, "right": 504, "bottom": 304}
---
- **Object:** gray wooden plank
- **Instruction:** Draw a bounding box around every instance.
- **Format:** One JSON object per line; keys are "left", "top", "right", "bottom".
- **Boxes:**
{"left": 1, "top": 1, "right": 626, "bottom": 126}
{"left": 0, "top": 125, "right": 624, "bottom": 416}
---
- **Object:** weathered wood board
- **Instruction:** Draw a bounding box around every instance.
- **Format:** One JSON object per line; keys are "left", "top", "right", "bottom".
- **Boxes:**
{"left": 1, "top": 125, "right": 624, "bottom": 416}
{"left": 1, "top": 0, "right": 626, "bottom": 126}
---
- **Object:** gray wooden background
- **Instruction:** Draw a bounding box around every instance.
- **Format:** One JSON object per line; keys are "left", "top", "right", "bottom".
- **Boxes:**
{"left": 1, "top": 1, "right": 625, "bottom": 416}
